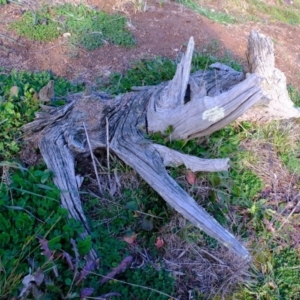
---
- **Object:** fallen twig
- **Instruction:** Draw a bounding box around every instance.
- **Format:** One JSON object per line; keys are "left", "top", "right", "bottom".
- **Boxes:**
{"left": 83, "top": 122, "right": 102, "bottom": 194}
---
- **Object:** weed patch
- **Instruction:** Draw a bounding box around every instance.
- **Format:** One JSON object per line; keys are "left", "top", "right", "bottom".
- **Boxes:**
{"left": 248, "top": 0, "right": 300, "bottom": 25}
{"left": 100, "top": 52, "right": 242, "bottom": 94}
{"left": 10, "top": 8, "right": 60, "bottom": 42}
{"left": 236, "top": 247, "right": 300, "bottom": 299}
{"left": 10, "top": 3, "right": 135, "bottom": 50}
{"left": 0, "top": 63, "right": 176, "bottom": 297}
{"left": 0, "top": 69, "right": 82, "bottom": 159}
{"left": 100, "top": 265, "right": 175, "bottom": 299}
{"left": 288, "top": 85, "right": 300, "bottom": 107}
{"left": 176, "top": 0, "right": 236, "bottom": 24}
{"left": 98, "top": 54, "right": 300, "bottom": 298}
{"left": 54, "top": 4, "right": 134, "bottom": 50}
{"left": 0, "top": 162, "right": 175, "bottom": 298}
{"left": 0, "top": 164, "right": 86, "bottom": 298}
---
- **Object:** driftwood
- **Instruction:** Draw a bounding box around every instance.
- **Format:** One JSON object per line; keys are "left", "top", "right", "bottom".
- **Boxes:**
{"left": 23, "top": 31, "right": 293, "bottom": 262}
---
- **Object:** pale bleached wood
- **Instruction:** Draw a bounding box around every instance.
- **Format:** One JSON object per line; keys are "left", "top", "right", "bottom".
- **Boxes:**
{"left": 112, "top": 142, "right": 250, "bottom": 260}
{"left": 39, "top": 128, "right": 98, "bottom": 261}
{"left": 157, "top": 37, "right": 194, "bottom": 109}
{"left": 153, "top": 144, "right": 229, "bottom": 172}
{"left": 191, "top": 62, "right": 244, "bottom": 97}
{"left": 23, "top": 34, "right": 277, "bottom": 262}
{"left": 24, "top": 83, "right": 253, "bottom": 261}
{"left": 239, "top": 30, "right": 300, "bottom": 122}
{"left": 147, "top": 73, "right": 262, "bottom": 139}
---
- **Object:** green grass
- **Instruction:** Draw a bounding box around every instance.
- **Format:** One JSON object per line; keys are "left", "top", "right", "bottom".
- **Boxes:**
{"left": 288, "top": 85, "right": 300, "bottom": 107}
{"left": 234, "top": 247, "right": 300, "bottom": 299}
{"left": 178, "top": 0, "right": 300, "bottom": 26}
{"left": 176, "top": 0, "right": 236, "bottom": 24}
{"left": 222, "top": 120, "right": 300, "bottom": 298}
{"left": 0, "top": 67, "right": 175, "bottom": 299}
{"left": 156, "top": 120, "right": 300, "bottom": 298}
{"left": 149, "top": 112, "right": 300, "bottom": 298}
{"left": 100, "top": 51, "right": 242, "bottom": 94}
{"left": 0, "top": 163, "right": 86, "bottom": 298}
{"left": 0, "top": 70, "right": 87, "bottom": 297}
{"left": 197, "top": 120, "right": 300, "bottom": 299}
{"left": 250, "top": 120, "right": 300, "bottom": 175}
{"left": 280, "top": 150, "right": 300, "bottom": 174}
{"left": 10, "top": 8, "right": 60, "bottom": 42}
{"left": 0, "top": 69, "right": 83, "bottom": 159}
{"left": 195, "top": 0, "right": 300, "bottom": 26}
{"left": 100, "top": 57, "right": 177, "bottom": 95}
{"left": 54, "top": 4, "right": 135, "bottom": 50}
{"left": 99, "top": 265, "right": 175, "bottom": 299}
{"left": 1, "top": 49, "right": 300, "bottom": 298}
{"left": 0, "top": 161, "right": 175, "bottom": 298}
{"left": 10, "top": 3, "right": 135, "bottom": 50}
{"left": 0, "top": 55, "right": 226, "bottom": 298}
{"left": 248, "top": 0, "right": 300, "bottom": 25}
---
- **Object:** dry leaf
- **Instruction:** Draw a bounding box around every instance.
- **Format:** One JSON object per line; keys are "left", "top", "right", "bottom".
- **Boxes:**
{"left": 100, "top": 256, "right": 133, "bottom": 285}
{"left": 264, "top": 219, "right": 276, "bottom": 233}
{"left": 38, "top": 80, "right": 54, "bottom": 102}
{"left": 268, "top": 281, "right": 277, "bottom": 289}
{"left": 186, "top": 170, "right": 196, "bottom": 185}
{"left": 62, "top": 251, "right": 74, "bottom": 270}
{"left": 18, "top": 274, "right": 35, "bottom": 299}
{"left": 80, "top": 287, "right": 94, "bottom": 298}
{"left": 36, "top": 237, "right": 58, "bottom": 276}
{"left": 18, "top": 270, "right": 45, "bottom": 298}
{"left": 95, "top": 292, "right": 122, "bottom": 299}
{"left": 123, "top": 233, "right": 138, "bottom": 244}
{"left": 32, "top": 91, "right": 39, "bottom": 101}
{"left": 10, "top": 86, "right": 19, "bottom": 97}
{"left": 155, "top": 237, "right": 164, "bottom": 249}
{"left": 141, "top": 217, "right": 153, "bottom": 231}
{"left": 63, "top": 32, "right": 71, "bottom": 38}
{"left": 32, "top": 269, "right": 45, "bottom": 286}
{"left": 76, "top": 259, "right": 99, "bottom": 286}
{"left": 37, "top": 237, "right": 53, "bottom": 259}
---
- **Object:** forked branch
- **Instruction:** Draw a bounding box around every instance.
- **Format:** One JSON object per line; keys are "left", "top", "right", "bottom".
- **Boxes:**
{"left": 23, "top": 32, "right": 282, "bottom": 262}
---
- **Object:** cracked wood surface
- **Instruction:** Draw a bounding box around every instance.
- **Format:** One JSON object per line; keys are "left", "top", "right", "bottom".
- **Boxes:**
{"left": 22, "top": 34, "right": 277, "bottom": 262}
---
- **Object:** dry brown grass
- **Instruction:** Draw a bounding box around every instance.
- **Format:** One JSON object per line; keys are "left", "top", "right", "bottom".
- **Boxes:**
{"left": 161, "top": 214, "right": 251, "bottom": 299}
{"left": 240, "top": 120, "right": 300, "bottom": 196}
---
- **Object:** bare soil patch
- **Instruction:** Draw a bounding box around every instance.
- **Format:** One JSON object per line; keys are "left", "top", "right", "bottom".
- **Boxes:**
{"left": 1, "top": 0, "right": 299, "bottom": 88}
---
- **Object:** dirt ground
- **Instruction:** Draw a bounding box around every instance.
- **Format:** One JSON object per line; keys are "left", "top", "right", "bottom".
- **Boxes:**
{"left": 0, "top": 0, "right": 300, "bottom": 89}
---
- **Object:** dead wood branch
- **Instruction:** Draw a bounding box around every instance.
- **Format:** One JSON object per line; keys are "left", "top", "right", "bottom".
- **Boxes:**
{"left": 24, "top": 32, "right": 291, "bottom": 262}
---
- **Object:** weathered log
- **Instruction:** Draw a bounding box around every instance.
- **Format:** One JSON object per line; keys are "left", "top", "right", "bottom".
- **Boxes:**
{"left": 23, "top": 35, "right": 269, "bottom": 262}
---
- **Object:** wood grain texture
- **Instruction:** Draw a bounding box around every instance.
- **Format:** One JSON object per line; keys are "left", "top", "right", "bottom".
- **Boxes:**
{"left": 22, "top": 36, "right": 274, "bottom": 262}
{"left": 240, "top": 30, "right": 300, "bottom": 122}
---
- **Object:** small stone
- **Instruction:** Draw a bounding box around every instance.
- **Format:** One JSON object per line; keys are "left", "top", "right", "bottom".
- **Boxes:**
{"left": 63, "top": 32, "right": 71, "bottom": 38}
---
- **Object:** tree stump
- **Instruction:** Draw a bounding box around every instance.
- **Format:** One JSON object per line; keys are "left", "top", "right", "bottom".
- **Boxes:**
{"left": 23, "top": 31, "right": 293, "bottom": 262}
{"left": 239, "top": 30, "right": 300, "bottom": 122}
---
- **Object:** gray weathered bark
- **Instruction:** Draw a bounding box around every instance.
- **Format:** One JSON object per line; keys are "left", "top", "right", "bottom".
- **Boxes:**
{"left": 23, "top": 34, "right": 278, "bottom": 262}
